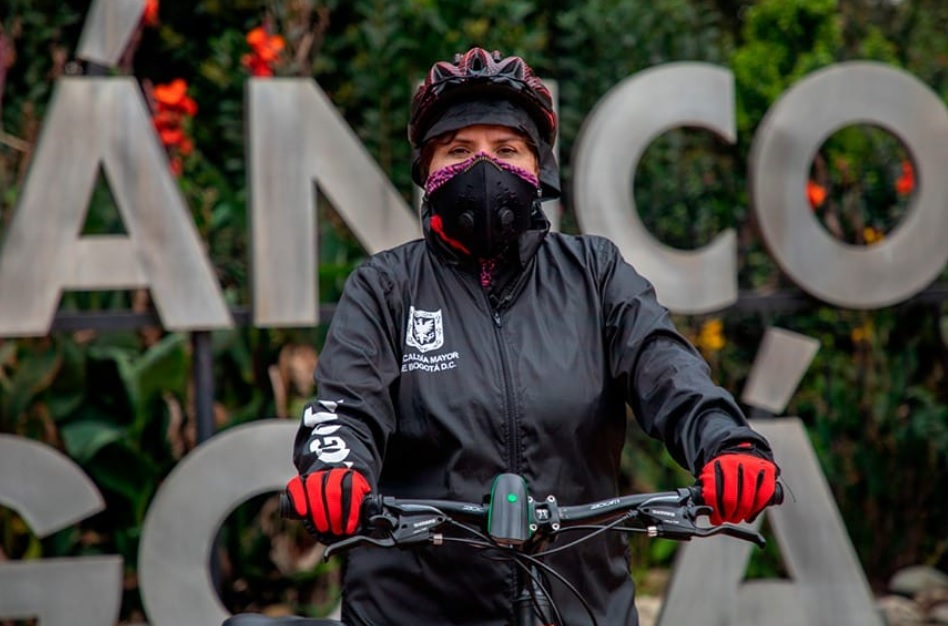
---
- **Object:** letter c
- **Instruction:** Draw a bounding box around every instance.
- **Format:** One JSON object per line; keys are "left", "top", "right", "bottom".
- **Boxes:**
{"left": 573, "top": 63, "right": 738, "bottom": 314}
{"left": 0, "top": 435, "right": 122, "bottom": 625}
{"left": 138, "top": 420, "right": 298, "bottom": 626}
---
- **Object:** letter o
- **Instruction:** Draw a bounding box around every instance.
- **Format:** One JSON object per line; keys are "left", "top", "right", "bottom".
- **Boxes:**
{"left": 750, "top": 62, "right": 948, "bottom": 308}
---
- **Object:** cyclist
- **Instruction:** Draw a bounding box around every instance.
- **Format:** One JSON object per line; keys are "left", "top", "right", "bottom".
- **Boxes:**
{"left": 287, "top": 47, "right": 779, "bottom": 625}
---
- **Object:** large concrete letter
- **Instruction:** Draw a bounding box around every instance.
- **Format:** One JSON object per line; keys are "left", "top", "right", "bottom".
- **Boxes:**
{"left": 573, "top": 63, "right": 737, "bottom": 314}
{"left": 76, "top": 0, "right": 146, "bottom": 67}
{"left": 740, "top": 328, "right": 820, "bottom": 415}
{"left": 659, "top": 327, "right": 882, "bottom": 625}
{"left": 0, "top": 435, "right": 122, "bottom": 625}
{"left": 750, "top": 62, "right": 948, "bottom": 308}
{"left": 658, "top": 419, "right": 884, "bottom": 626}
{"left": 139, "top": 420, "right": 298, "bottom": 626}
{"left": 0, "top": 78, "right": 233, "bottom": 336}
{"left": 248, "top": 80, "right": 421, "bottom": 327}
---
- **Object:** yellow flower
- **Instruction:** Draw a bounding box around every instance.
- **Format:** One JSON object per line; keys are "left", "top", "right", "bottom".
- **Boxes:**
{"left": 851, "top": 320, "right": 874, "bottom": 345}
{"left": 696, "top": 318, "right": 725, "bottom": 353}
{"left": 863, "top": 227, "right": 884, "bottom": 245}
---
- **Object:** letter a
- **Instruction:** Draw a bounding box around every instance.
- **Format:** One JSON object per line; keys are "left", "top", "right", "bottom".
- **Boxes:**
{"left": 0, "top": 78, "right": 232, "bottom": 336}
{"left": 658, "top": 419, "right": 883, "bottom": 626}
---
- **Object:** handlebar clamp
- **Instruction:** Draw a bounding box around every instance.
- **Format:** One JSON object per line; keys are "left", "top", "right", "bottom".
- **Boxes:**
{"left": 532, "top": 494, "right": 562, "bottom": 535}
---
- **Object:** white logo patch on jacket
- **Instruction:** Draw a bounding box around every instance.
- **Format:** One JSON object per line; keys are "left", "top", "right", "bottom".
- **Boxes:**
{"left": 405, "top": 306, "right": 444, "bottom": 353}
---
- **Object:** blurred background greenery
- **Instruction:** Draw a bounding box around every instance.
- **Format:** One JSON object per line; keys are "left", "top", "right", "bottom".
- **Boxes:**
{"left": 1, "top": 0, "right": 947, "bottom": 621}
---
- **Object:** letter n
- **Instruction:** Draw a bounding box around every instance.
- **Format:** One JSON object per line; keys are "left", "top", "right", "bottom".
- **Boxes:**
{"left": 0, "top": 78, "right": 232, "bottom": 336}
{"left": 247, "top": 79, "right": 420, "bottom": 327}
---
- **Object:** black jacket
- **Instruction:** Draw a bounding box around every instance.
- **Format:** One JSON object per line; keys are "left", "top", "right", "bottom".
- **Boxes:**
{"left": 293, "top": 214, "right": 772, "bottom": 626}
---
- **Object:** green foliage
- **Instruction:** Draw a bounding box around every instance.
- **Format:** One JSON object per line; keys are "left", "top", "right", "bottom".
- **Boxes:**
{"left": 785, "top": 307, "right": 948, "bottom": 583}
{"left": 732, "top": 0, "right": 841, "bottom": 137}
{"left": 1, "top": 0, "right": 947, "bottom": 616}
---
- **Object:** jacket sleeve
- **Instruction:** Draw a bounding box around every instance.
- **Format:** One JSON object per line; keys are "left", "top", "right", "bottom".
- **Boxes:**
{"left": 292, "top": 261, "right": 401, "bottom": 488}
{"left": 594, "top": 238, "right": 773, "bottom": 474}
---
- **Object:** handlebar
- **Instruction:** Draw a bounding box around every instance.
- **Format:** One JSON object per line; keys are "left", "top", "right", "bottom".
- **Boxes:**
{"left": 279, "top": 476, "right": 784, "bottom": 558}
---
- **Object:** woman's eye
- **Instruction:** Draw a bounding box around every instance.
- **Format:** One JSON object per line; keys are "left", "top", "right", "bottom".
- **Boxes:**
{"left": 447, "top": 146, "right": 469, "bottom": 157}
{"left": 496, "top": 146, "right": 517, "bottom": 157}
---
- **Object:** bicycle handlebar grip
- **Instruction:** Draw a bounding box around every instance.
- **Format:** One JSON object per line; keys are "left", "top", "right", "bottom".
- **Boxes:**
{"left": 279, "top": 491, "right": 381, "bottom": 523}
{"left": 692, "top": 482, "right": 784, "bottom": 507}
{"left": 279, "top": 492, "right": 301, "bottom": 520}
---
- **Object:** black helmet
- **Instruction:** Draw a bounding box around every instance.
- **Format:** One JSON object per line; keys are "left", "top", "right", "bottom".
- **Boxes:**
{"left": 409, "top": 48, "right": 560, "bottom": 199}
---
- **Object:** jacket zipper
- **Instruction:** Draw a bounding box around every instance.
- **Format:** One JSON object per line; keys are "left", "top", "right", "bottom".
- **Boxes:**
{"left": 488, "top": 303, "right": 520, "bottom": 475}
{"left": 488, "top": 303, "right": 526, "bottom": 611}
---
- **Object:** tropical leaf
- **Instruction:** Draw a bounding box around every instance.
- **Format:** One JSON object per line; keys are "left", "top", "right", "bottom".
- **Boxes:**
{"left": 133, "top": 333, "right": 188, "bottom": 414}
{"left": 60, "top": 420, "right": 126, "bottom": 464}
{"left": 2, "top": 344, "right": 62, "bottom": 424}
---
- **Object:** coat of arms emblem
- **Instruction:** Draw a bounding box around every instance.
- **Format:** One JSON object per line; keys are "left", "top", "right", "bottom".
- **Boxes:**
{"left": 405, "top": 306, "right": 444, "bottom": 353}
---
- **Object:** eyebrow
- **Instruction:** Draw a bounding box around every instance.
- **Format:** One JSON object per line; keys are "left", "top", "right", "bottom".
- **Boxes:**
{"left": 449, "top": 133, "right": 529, "bottom": 145}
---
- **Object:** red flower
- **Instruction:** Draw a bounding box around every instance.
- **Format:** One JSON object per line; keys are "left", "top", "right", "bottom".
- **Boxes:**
{"left": 247, "top": 27, "right": 285, "bottom": 62}
{"left": 895, "top": 160, "right": 914, "bottom": 196}
{"left": 150, "top": 79, "right": 198, "bottom": 176}
{"left": 157, "top": 125, "right": 184, "bottom": 147}
{"left": 807, "top": 180, "right": 827, "bottom": 210}
{"left": 142, "top": 0, "right": 160, "bottom": 27}
{"left": 241, "top": 53, "right": 274, "bottom": 77}
{"left": 153, "top": 110, "right": 181, "bottom": 131}
{"left": 243, "top": 26, "right": 285, "bottom": 76}
{"left": 170, "top": 156, "right": 184, "bottom": 177}
{"left": 154, "top": 79, "right": 198, "bottom": 116}
{"left": 177, "top": 137, "right": 194, "bottom": 157}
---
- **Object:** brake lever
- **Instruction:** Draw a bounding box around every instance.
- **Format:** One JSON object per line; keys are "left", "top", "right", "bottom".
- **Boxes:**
{"left": 637, "top": 503, "right": 766, "bottom": 548}
{"left": 694, "top": 523, "right": 767, "bottom": 548}
{"left": 323, "top": 511, "right": 448, "bottom": 560}
{"left": 323, "top": 534, "right": 396, "bottom": 559}
{"left": 638, "top": 502, "right": 701, "bottom": 541}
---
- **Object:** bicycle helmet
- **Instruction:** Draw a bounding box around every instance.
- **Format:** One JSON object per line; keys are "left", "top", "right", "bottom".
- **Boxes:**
{"left": 409, "top": 48, "right": 560, "bottom": 200}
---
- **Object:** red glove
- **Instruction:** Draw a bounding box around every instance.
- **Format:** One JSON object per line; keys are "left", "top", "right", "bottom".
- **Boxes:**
{"left": 698, "top": 447, "right": 778, "bottom": 525}
{"left": 286, "top": 468, "right": 371, "bottom": 536}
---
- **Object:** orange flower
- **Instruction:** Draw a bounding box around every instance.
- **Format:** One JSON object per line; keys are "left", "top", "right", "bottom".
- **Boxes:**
{"left": 177, "top": 136, "right": 194, "bottom": 157}
{"left": 243, "top": 26, "right": 285, "bottom": 76}
{"left": 246, "top": 27, "right": 285, "bottom": 62}
{"left": 142, "top": 0, "right": 159, "bottom": 27}
{"left": 157, "top": 126, "right": 184, "bottom": 147}
{"left": 154, "top": 79, "right": 198, "bottom": 116}
{"left": 150, "top": 79, "right": 198, "bottom": 176}
{"left": 807, "top": 180, "right": 827, "bottom": 210}
{"left": 242, "top": 53, "right": 274, "bottom": 77}
{"left": 895, "top": 160, "right": 914, "bottom": 196}
{"left": 153, "top": 110, "right": 180, "bottom": 131}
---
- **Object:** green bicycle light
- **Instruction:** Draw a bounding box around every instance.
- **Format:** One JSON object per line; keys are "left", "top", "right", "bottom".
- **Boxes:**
{"left": 487, "top": 473, "right": 532, "bottom": 546}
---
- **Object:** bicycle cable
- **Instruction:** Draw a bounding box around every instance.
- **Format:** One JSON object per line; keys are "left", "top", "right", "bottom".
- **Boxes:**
{"left": 441, "top": 524, "right": 568, "bottom": 626}
{"left": 506, "top": 552, "right": 565, "bottom": 626}
{"left": 437, "top": 535, "right": 579, "bottom": 626}
{"left": 508, "top": 550, "right": 600, "bottom": 626}
{"left": 531, "top": 512, "right": 635, "bottom": 559}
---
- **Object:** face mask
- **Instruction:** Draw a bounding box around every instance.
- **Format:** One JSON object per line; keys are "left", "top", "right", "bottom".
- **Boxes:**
{"left": 426, "top": 154, "right": 540, "bottom": 259}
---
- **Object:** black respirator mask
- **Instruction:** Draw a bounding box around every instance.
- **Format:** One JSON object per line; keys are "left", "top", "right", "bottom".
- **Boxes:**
{"left": 426, "top": 155, "right": 540, "bottom": 259}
